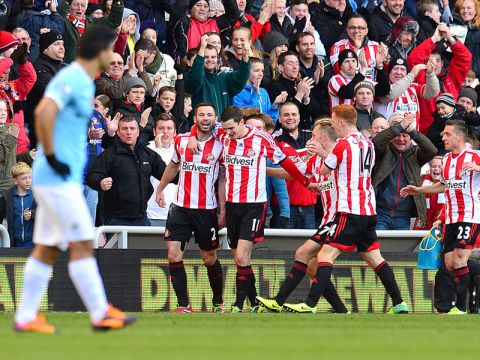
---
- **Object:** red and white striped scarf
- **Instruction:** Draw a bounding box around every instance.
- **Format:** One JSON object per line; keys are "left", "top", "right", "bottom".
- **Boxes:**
{"left": 68, "top": 14, "right": 86, "bottom": 35}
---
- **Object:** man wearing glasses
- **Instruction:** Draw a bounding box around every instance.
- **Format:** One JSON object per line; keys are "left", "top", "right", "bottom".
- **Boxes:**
{"left": 95, "top": 52, "right": 150, "bottom": 100}
{"left": 330, "top": 14, "right": 385, "bottom": 81}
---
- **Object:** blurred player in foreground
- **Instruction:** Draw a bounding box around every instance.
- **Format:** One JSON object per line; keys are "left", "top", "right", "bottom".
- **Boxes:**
{"left": 14, "top": 26, "right": 136, "bottom": 333}
{"left": 284, "top": 105, "right": 408, "bottom": 314}
{"left": 401, "top": 120, "right": 480, "bottom": 314}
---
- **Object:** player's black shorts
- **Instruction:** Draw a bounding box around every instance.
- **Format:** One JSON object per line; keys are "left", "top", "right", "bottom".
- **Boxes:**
{"left": 319, "top": 212, "right": 380, "bottom": 253}
{"left": 442, "top": 222, "right": 480, "bottom": 254}
{"left": 226, "top": 202, "right": 267, "bottom": 249}
{"left": 164, "top": 204, "right": 219, "bottom": 251}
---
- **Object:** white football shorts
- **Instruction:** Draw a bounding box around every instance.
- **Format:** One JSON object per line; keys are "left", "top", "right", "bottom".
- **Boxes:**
{"left": 33, "top": 183, "right": 94, "bottom": 251}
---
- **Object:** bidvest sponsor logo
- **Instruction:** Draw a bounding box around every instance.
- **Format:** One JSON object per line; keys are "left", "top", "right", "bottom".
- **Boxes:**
{"left": 225, "top": 154, "right": 255, "bottom": 166}
{"left": 182, "top": 161, "right": 213, "bottom": 174}
{"left": 445, "top": 180, "right": 468, "bottom": 189}
{"left": 320, "top": 180, "right": 334, "bottom": 191}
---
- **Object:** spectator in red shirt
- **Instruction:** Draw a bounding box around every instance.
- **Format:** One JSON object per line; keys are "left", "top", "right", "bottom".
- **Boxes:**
{"left": 406, "top": 23, "right": 472, "bottom": 134}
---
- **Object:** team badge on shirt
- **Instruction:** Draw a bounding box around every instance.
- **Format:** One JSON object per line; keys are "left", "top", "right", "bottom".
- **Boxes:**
{"left": 206, "top": 153, "right": 215, "bottom": 162}
{"left": 247, "top": 149, "right": 256, "bottom": 158}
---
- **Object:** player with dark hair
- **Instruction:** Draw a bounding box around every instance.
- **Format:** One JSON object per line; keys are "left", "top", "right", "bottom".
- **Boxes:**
{"left": 188, "top": 105, "right": 314, "bottom": 312}
{"left": 284, "top": 104, "right": 408, "bottom": 314}
{"left": 402, "top": 119, "right": 480, "bottom": 314}
{"left": 156, "top": 102, "right": 226, "bottom": 313}
{"left": 14, "top": 26, "right": 136, "bottom": 333}
{"left": 256, "top": 120, "right": 348, "bottom": 313}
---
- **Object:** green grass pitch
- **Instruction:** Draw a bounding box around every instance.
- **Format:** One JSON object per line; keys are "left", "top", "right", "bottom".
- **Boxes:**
{"left": 1, "top": 312, "right": 479, "bottom": 360}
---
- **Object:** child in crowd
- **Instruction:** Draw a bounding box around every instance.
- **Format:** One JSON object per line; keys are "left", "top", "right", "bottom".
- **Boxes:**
{"left": 233, "top": 58, "right": 287, "bottom": 123}
{"left": 462, "top": 69, "right": 478, "bottom": 89}
{"left": 427, "top": 93, "right": 480, "bottom": 154}
{"left": 0, "top": 162, "right": 35, "bottom": 248}
{"left": 151, "top": 85, "right": 190, "bottom": 134}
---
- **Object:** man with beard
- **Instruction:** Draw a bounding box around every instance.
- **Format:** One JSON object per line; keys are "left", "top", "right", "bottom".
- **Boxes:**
{"left": 370, "top": 0, "right": 407, "bottom": 43}
{"left": 156, "top": 103, "right": 226, "bottom": 313}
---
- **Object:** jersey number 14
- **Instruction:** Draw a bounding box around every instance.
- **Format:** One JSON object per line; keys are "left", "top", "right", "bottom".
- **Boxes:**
{"left": 359, "top": 147, "right": 373, "bottom": 175}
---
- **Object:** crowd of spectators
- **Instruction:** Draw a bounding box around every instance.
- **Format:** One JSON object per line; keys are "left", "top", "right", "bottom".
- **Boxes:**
{"left": 0, "top": 0, "right": 479, "bottom": 246}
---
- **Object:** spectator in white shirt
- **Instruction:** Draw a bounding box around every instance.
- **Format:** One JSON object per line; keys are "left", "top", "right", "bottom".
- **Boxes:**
{"left": 147, "top": 113, "right": 177, "bottom": 226}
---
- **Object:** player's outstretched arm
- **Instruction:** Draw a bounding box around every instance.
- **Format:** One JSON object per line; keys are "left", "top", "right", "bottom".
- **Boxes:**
{"left": 266, "top": 167, "right": 291, "bottom": 179}
{"left": 400, "top": 182, "right": 445, "bottom": 197}
{"left": 279, "top": 156, "right": 310, "bottom": 187}
{"left": 156, "top": 162, "right": 180, "bottom": 207}
{"left": 35, "top": 97, "right": 70, "bottom": 177}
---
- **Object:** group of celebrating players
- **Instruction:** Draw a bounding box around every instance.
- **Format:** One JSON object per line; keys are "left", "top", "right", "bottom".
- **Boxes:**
{"left": 160, "top": 100, "right": 410, "bottom": 314}
{"left": 12, "top": 21, "right": 480, "bottom": 334}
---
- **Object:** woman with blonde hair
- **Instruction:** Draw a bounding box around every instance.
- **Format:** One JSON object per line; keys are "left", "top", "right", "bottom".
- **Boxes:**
{"left": 452, "top": 0, "right": 480, "bottom": 77}
{"left": 261, "top": 31, "right": 289, "bottom": 86}
{"left": 224, "top": 27, "right": 262, "bottom": 70}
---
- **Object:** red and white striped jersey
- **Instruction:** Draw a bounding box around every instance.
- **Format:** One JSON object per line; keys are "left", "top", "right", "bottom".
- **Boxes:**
{"left": 171, "top": 133, "right": 223, "bottom": 209}
{"left": 328, "top": 73, "right": 355, "bottom": 110}
{"left": 306, "top": 154, "right": 338, "bottom": 226}
{"left": 441, "top": 149, "right": 480, "bottom": 224}
{"left": 221, "top": 126, "right": 286, "bottom": 203}
{"left": 330, "top": 38, "right": 379, "bottom": 81}
{"left": 324, "top": 132, "right": 376, "bottom": 215}
{"left": 374, "top": 83, "right": 425, "bottom": 130}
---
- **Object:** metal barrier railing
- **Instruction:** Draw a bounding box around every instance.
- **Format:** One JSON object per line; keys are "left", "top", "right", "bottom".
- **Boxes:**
{"left": 0, "top": 225, "right": 10, "bottom": 248}
{"left": 93, "top": 226, "right": 429, "bottom": 250}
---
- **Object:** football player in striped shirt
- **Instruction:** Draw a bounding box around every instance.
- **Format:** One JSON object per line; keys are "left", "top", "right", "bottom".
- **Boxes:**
{"left": 256, "top": 119, "right": 348, "bottom": 313}
{"left": 188, "top": 106, "right": 313, "bottom": 312}
{"left": 285, "top": 105, "right": 408, "bottom": 314}
{"left": 402, "top": 120, "right": 480, "bottom": 314}
{"left": 157, "top": 103, "right": 225, "bottom": 313}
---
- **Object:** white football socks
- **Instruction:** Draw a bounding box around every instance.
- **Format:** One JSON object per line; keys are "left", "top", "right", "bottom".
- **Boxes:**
{"left": 14, "top": 257, "right": 52, "bottom": 324}
{"left": 68, "top": 257, "right": 109, "bottom": 322}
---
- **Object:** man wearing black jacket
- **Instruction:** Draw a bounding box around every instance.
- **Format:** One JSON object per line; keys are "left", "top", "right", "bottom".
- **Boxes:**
{"left": 309, "top": 0, "right": 351, "bottom": 55}
{"left": 267, "top": 51, "right": 317, "bottom": 130}
{"left": 24, "top": 30, "right": 65, "bottom": 147}
{"left": 370, "top": 0, "right": 407, "bottom": 43}
{"left": 87, "top": 116, "right": 167, "bottom": 226}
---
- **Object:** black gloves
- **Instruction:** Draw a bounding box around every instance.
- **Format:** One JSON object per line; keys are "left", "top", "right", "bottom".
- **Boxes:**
{"left": 46, "top": 155, "right": 70, "bottom": 178}
{"left": 11, "top": 43, "right": 29, "bottom": 65}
